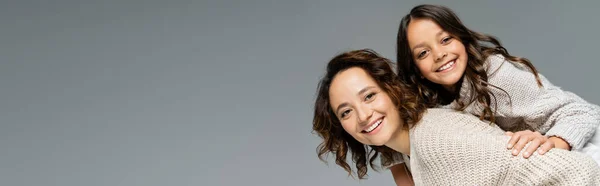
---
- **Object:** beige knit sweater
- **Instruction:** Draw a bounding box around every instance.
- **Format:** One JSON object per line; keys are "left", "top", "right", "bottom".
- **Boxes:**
{"left": 408, "top": 108, "right": 600, "bottom": 185}
{"left": 384, "top": 54, "right": 600, "bottom": 167}
{"left": 440, "top": 54, "right": 600, "bottom": 150}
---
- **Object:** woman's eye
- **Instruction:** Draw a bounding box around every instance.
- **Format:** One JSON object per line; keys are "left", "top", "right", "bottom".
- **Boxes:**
{"left": 365, "top": 92, "right": 376, "bottom": 101}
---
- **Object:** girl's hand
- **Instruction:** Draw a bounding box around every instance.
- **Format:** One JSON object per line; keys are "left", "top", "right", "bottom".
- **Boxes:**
{"left": 506, "top": 130, "right": 555, "bottom": 158}
{"left": 548, "top": 136, "right": 571, "bottom": 151}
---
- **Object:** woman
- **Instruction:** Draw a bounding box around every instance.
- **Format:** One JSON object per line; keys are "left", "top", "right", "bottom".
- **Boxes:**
{"left": 312, "top": 49, "right": 600, "bottom": 185}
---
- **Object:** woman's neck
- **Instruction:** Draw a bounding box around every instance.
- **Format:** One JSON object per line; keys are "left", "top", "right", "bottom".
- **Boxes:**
{"left": 385, "top": 128, "right": 411, "bottom": 155}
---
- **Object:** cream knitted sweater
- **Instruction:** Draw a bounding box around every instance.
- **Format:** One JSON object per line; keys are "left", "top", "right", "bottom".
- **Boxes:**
{"left": 409, "top": 108, "right": 600, "bottom": 185}
{"left": 383, "top": 55, "right": 600, "bottom": 167}
{"left": 440, "top": 54, "right": 600, "bottom": 150}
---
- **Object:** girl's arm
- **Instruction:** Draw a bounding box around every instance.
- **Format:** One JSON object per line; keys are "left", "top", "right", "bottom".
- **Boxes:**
{"left": 482, "top": 55, "right": 600, "bottom": 151}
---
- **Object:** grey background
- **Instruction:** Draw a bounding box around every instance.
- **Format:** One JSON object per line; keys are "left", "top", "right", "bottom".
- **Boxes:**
{"left": 1, "top": 0, "right": 598, "bottom": 185}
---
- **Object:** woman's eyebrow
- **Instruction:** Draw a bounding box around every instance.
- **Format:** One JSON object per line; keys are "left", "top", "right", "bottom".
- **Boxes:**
{"left": 334, "top": 86, "right": 375, "bottom": 114}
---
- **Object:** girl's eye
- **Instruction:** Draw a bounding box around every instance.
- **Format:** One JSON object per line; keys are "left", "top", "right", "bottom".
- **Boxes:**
{"left": 417, "top": 50, "right": 428, "bottom": 59}
{"left": 441, "top": 36, "right": 452, "bottom": 44}
{"left": 365, "top": 92, "right": 376, "bottom": 101}
{"left": 340, "top": 110, "right": 351, "bottom": 118}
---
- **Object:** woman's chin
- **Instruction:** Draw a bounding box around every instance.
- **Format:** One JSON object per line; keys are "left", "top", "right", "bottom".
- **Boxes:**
{"left": 367, "top": 138, "right": 389, "bottom": 146}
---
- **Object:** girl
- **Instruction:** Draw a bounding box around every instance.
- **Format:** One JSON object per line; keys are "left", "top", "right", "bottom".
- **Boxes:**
{"left": 312, "top": 49, "right": 600, "bottom": 185}
{"left": 393, "top": 3, "right": 600, "bottom": 184}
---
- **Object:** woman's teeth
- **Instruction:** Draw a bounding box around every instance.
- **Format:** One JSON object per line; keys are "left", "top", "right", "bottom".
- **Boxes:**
{"left": 364, "top": 119, "right": 382, "bottom": 133}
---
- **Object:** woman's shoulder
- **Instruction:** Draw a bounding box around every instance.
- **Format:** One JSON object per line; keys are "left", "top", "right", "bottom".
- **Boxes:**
{"left": 415, "top": 109, "right": 476, "bottom": 134}
{"left": 415, "top": 108, "right": 504, "bottom": 136}
{"left": 419, "top": 108, "right": 481, "bottom": 125}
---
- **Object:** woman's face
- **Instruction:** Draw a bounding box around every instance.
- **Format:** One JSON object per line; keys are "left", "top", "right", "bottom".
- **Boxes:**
{"left": 328, "top": 67, "right": 403, "bottom": 146}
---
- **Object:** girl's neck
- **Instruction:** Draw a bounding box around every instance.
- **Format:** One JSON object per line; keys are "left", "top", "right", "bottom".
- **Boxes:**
{"left": 439, "top": 77, "right": 464, "bottom": 105}
{"left": 443, "top": 84, "right": 457, "bottom": 93}
{"left": 445, "top": 77, "right": 464, "bottom": 93}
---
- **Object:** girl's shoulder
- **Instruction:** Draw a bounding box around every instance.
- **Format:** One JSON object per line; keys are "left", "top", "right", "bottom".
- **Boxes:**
{"left": 484, "top": 54, "right": 531, "bottom": 75}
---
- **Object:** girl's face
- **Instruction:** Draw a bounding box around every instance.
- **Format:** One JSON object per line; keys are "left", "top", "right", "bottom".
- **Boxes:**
{"left": 406, "top": 18, "right": 468, "bottom": 90}
{"left": 328, "top": 67, "right": 403, "bottom": 146}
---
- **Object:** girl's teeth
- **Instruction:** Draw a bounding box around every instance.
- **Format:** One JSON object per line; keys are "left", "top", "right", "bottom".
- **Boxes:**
{"left": 438, "top": 61, "right": 455, "bottom": 71}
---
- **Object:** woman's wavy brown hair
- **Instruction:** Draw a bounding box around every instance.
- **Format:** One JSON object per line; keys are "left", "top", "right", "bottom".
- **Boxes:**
{"left": 312, "top": 49, "right": 427, "bottom": 179}
{"left": 396, "top": 4, "right": 542, "bottom": 122}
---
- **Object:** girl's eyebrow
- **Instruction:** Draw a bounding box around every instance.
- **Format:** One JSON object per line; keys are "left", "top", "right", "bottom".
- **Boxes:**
{"left": 436, "top": 30, "right": 444, "bottom": 36}
{"left": 411, "top": 30, "right": 446, "bottom": 51}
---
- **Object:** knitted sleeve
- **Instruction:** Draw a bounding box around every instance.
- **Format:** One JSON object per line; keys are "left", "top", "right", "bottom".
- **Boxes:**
{"left": 410, "top": 109, "right": 600, "bottom": 185}
{"left": 482, "top": 55, "right": 600, "bottom": 150}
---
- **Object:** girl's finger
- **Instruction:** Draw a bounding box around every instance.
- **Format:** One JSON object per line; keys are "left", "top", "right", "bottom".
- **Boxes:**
{"left": 523, "top": 138, "right": 542, "bottom": 158}
{"left": 538, "top": 140, "right": 555, "bottom": 155}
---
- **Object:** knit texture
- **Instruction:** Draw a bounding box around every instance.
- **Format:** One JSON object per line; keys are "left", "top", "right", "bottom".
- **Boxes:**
{"left": 382, "top": 54, "right": 600, "bottom": 168}
{"left": 410, "top": 108, "right": 600, "bottom": 185}
{"left": 439, "top": 54, "right": 600, "bottom": 150}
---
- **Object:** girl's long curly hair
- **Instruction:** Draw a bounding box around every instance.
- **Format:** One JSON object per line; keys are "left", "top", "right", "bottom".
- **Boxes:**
{"left": 396, "top": 4, "right": 542, "bottom": 122}
{"left": 312, "top": 49, "right": 426, "bottom": 179}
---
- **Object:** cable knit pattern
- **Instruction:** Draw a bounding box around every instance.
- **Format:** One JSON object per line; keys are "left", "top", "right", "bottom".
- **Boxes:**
{"left": 382, "top": 54, "right": 600, "bottom": 168}
{"left": 438, "top": 54, "right": 600, "bottom": 151}
{"left": 409, "top": 109, "right": 600, "bottom": 185}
